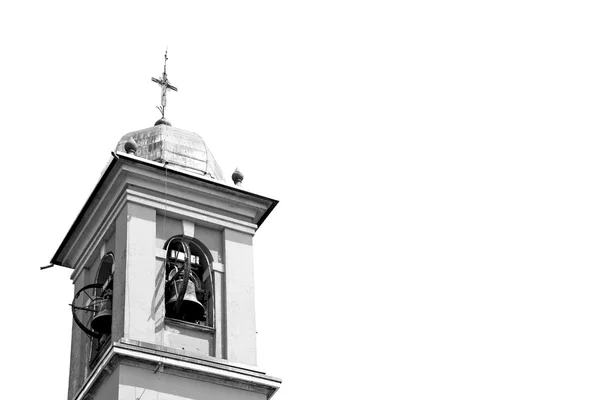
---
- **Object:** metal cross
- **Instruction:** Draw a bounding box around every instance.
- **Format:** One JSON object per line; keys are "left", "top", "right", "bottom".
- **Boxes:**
{"left": 151, "top": 50, "right": 178, "bottom": 118}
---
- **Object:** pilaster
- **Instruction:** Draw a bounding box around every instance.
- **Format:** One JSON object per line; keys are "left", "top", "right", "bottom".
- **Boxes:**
{"left": 123, "top": 202, "right": 157, "bottom": 343}
{"left": 223, "top": 228, "right": 257, "bottom": 365}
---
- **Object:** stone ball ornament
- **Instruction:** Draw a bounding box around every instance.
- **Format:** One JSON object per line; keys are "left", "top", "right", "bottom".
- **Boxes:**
{"left": 124, "top": 137, "right": 138, "bottom": 155}
{"left": 232, "top": 168, "right": 244, "bottom": 186}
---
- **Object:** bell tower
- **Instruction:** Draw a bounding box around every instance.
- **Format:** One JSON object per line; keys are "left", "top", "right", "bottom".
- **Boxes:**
{"left": 51, "top": 118, "right": 280, "bottom": 398}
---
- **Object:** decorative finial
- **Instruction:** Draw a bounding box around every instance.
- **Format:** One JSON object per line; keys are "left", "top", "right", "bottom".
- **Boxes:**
{"left": 124, "top": 137, "right": 138, "bottom": 155}
{"left": 151, "top": 49, "right": 178, "bottom": 126}
{"left": 232, "top": 168, "right": 244, "bottom": 186}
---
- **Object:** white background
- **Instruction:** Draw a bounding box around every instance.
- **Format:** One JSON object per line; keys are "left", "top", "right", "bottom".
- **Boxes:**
{"left": 1, "top": 1, "right": 600, "bottom": 399}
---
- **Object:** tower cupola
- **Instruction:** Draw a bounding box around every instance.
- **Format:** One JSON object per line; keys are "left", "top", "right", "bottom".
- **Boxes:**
{"left": 116, "top": 125, "right": 225, "bottom": 181}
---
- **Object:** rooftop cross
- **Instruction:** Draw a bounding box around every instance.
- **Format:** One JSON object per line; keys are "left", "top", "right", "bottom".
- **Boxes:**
{"left": 151, "top": 50, "right": 178, "bottom": 121}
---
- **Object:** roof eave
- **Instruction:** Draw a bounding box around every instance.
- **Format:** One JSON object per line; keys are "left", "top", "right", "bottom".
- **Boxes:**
{"left": 49, "top": 152, "right": 278, "bottom": 268}
{"left": 50, "top": 153, "right": 120, "bottom": 267}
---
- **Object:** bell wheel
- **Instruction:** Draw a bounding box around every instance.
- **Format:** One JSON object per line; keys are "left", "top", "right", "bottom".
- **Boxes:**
{"left": 71, "top": 283, "right": 104, "bottom": 339}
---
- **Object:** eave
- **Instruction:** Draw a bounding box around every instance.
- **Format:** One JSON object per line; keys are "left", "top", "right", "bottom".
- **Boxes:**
{"left": 50, "top": 151, "right": 278, "bottom": 269}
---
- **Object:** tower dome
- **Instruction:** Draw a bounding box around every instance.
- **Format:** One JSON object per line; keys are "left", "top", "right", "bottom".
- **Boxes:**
{"left": 116, "top": 124, "right": 225, "bottom": 181}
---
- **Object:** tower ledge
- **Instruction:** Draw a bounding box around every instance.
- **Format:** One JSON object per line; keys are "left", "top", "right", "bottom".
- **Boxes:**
{"left": 72, "top": 339, "right": 281, "bottom": 400}
{"left": 50, "top": 151, "right": 278, "bottom": 274}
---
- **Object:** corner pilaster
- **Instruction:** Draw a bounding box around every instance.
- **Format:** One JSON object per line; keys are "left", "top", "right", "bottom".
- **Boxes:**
{"left": 223, "top": 228, "right": 257, "bottom": 365}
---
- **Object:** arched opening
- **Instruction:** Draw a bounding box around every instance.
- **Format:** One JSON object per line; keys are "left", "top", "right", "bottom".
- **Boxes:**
{"left": 94, "top": 253, "right": 114, "bottom": 298}
{"left": 89, "top": 252, "right": 114, "bottom": 366}
{"left": 164, "top": 236, "right": 214, "bottom": 327}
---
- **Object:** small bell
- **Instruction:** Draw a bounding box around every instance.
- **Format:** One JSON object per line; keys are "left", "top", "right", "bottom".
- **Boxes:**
{"left": 90, "top": 296, "right": 112, "bottom": 335}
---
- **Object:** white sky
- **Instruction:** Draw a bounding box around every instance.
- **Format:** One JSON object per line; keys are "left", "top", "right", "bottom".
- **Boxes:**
{"left": 2, "top": 1, "right": 600, "bottom": 399}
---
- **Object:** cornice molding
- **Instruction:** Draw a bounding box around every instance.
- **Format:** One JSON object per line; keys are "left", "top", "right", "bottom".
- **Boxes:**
{"left": 57, "top": 154, "right": 277, "bottom": 278}
{"left": 126, "top": 188, "right": 258, "bottom": 233}
{"left": 72, "top": 340, "right": 281, "bottom": 400}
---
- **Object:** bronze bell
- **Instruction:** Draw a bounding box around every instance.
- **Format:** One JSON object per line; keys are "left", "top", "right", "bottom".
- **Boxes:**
{"left": 91, "top": 297, "right": 112, "bottom": 335}
{"left": 166, "top": 278, "right": 205, "bottom": 322}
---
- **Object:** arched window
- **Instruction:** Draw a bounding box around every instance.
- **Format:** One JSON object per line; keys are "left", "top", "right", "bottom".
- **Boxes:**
{"left": 71, "top": 252, "right": 114, "bottom": 367}
{"left": 164, "top": 237, "right": 214, "bottom": 327}
{"left": 94, "top": 253, "right": 114, "bottom": 300}
{"left": 89, "top": 252, "right": 114, "bottom": 365}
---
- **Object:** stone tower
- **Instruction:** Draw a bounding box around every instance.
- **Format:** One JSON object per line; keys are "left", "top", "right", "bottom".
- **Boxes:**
{"left": 51, "top": 122, "right": 280, "bottom": 400}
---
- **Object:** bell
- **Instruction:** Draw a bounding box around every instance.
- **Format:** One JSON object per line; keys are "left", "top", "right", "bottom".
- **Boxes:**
{"left": 91, "top": 298, "right": 112, "bottom": 335}
{"left": 166, "top": 278, "right": 205, "bottom": 322}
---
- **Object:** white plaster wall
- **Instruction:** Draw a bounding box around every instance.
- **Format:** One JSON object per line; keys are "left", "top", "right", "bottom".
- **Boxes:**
{"left": 118, "top": 364, "right": 267, "bottom": 400}
{"left": 155, "top": 216, "right": 222, "bottom": 262}
{"left": 123, "top": 203, "right": 157, "bottom": 343}
{"left": 155, "top": 216, "right": 182, "bottom": 246}
{"left": 164, "top": 323, "right": 213, "bottom": 354}
{"left": 88, "top": 365, "right": 119, "bottom": 400}
{"left": 195, "top": 225, "right": 222, "bottom": 263}
{"left": 223, "top": 228, "right": 257, "bottom": 365}
{"left": 112, "top": 207, "right": 128, "bottom": 342}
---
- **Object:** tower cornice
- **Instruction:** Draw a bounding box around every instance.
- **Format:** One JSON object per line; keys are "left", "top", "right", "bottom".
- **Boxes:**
{"left": 50, "top": 151, "right": 278, "bottom": 274}
{"left": 72, "top": 339, "right": 281, "bottom": 400}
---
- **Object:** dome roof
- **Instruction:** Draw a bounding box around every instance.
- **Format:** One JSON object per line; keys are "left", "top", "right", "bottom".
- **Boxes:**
{"left": 116, "top": 124, "right": 225, "bottom": 181}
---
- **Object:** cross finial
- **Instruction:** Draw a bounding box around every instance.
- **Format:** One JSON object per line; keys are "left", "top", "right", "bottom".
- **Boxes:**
{"left": 151, "top": 49, "right": 178, "bottom": 125}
